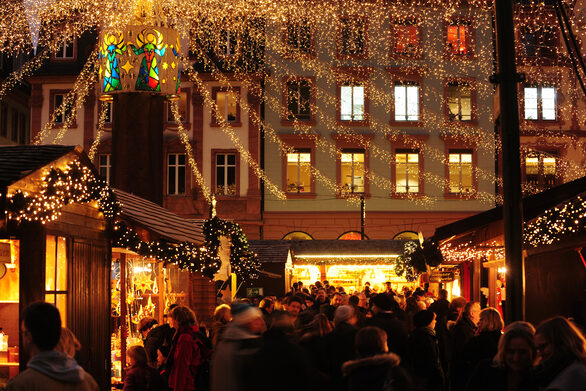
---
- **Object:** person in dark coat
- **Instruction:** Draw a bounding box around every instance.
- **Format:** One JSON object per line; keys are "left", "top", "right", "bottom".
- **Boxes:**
{"left": 250, "top": 311, "right": 315, "bottom": 391}
{"left": 449, "top": 301, "right": 480, "bottom": 391}
{"left": 342, "top": 326, "right": 413, "bottom": 391}
{"left": 300, "top": 313, "right": 334, "bottom": 390}
{"left": 143, "top": 321, "right": 175, "bottom": 367}
{"left": 368, "top": 293, "right": 409, "bottom": 362}
{"left": 466, "top": 321, "right": 538, "bottom": 391}
{"left": 408, "top": 309, "right": 445, "bottom": 391}
{"left": 430, "top": 290, "right": 451, "bottom": 375}
{"left": 326, "top": 305, "right": 358, "bottom": 391}
{"left": 462, "top": 307, "right": 503, "bottom": 375}
{"left": 123, "top": 345, "right": 166, "bottom": 391}
{"left": 320, "top": 292, "right": 342, "bottom": 321}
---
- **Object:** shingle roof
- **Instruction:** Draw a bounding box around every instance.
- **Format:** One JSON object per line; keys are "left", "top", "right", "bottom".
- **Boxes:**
{"left": 289, "top": 240, "right": 405, "bottom": 258}
{"left": 114, "top": 189, "right": 205, "bottom": 244}
{"left": 248, "top": 240, "right": 292, "bottom": 263}
{"left": 0, "top": 145, "right": 78, "bottom": 187}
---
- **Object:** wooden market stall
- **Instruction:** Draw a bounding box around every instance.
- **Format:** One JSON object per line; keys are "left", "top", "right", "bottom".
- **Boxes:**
{"left": 0, "top": 145, "right": 111, "bottom": 389}
{"left": 432, "top": 175, "right": 586, "bottom": 327}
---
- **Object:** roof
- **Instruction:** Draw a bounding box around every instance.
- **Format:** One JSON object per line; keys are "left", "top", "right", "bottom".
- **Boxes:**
{"left": 290, "top": 240, "right": 405, "bottom": 259}
{"left": 248, "top": 240, "right": 291, "bottom": 263}
{"left": 0, "top": 145, "right": 78, "bottom": 187}
{"left": 114, "top": 189, "right": 205, "bottom": 244}
{"left": 433, "top": 175, "right": 586, "bottom": 242}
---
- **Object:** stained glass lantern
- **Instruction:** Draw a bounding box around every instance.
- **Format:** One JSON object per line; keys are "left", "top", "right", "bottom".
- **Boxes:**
{"left": 98, "top": 25, "right": 181, "bottom": 100}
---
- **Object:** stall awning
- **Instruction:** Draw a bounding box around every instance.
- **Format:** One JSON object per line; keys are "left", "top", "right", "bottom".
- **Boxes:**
{"left": 248, "top": 240, "right": 291, "bottom": 263}
{"left": 290, "top": 240, "right": 405, "bottom": 264}
{"left": 114, "top": 189, "right": 205, "bottom": 244}
{"left": 433, "top": 175, "right": 586, "bottom": 243}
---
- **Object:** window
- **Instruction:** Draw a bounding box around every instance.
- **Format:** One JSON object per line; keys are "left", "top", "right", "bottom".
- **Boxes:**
{"left": 285, "top": 20, "right": 313, "bottom": 55}
{"left": 394, "top": 23, "right": 419, "bottom": 55}
{"left": 447, "top": 82, "right": 472, "bottom": 121}
{"left": 395, "top": 150, "right": 420, "bottom": 194}
{"left": 282, "top": 231, "right": 313, "bottom": 240}
{"left": 55, "top": 41, "right": 75, "bottom": 59}
{"left": 167, "top": 154, "right": 186, "bottom": 195}
{"left": 45, "top": 235, "right": 67, "bottom": 325}
{"left": 287, "top": 149, "right": 312, "bottom": 193}
{"left": 215, "top": 153, "right": 237, "bottom": 196}
{"left": 340, "top": 150, "right": 365, "bottom": 194}
{"left": 338, "top": 231, "right": 367, "bottom": 240}
{"left": 99, "top": 154, "right": 111, "bottom": 184}
{"left": 339, "top": 17, "right": 366, "bottom": 57}
{"left": 447, "top": 23, "right": 471, "bottom": 55}
{"left": 212, "top": 88, "right": 240, "bottom": 124}
{"left": 525, "top": 152, "right": 557, "bottom": 192}
{"left": 52, "top": 92, "right": 73, "bottom": 124}
{"left": 167, "top": 91, "right": 188, "bottom": 123}
{"left": 394, "top": 82, "right": 420, "bottom": 121}
{"left": 524, "top": 86, "right": 556, "bottom": 121}
{"left": 285, "top": 79, "right": 312, "bottom": 121}
{"left": 448, "top": 150, "right": 474, "bottom": 194}
{"left": 521, "top": 26, "right": 556, "bottom": 59}
{"left": 217, "top": 30, "right": 238, "bottom": 57}
{"left": 340, "top": 85, "right": 365, "bottom": 121}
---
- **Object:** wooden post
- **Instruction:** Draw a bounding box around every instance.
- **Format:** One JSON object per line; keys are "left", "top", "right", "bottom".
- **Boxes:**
{"left": 156, "top": 263, "right": 165, "bottom": 324}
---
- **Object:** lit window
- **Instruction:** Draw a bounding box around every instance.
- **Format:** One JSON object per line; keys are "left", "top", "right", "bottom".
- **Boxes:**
{"left": 287, "top": 150, "right": 312, "bottom": 193}
{"left": 286, "top": 79, "right": 312, "bottom": 121}
{"left": 525, "top": 152, "right": 557, "bottom": 192}
{"left": 286, "top": 20, "right": 312, "bottom": 55}
{"left": 99, "top": 154, "right": 111, "bottom": 184}
{"left": 395, "top": 150, "right": 419, "bottom": 193}
{"left": 53, "top": 93, "right": 73, "bottom": 124}
{"left": 215, "top": 153, "right": 237, "bottom": 196}
{"left": 167, "top": 91, "right": 188, "bottom": 123}
{"left": 167, "top": 154, "right": 186, "bottom": 195}
{"left": 45, "top": 235, "right": 67, "bottom": 325}
{"left": 394, "top": 82, "right": 419, "bottom": 121}
{"left": 55, "top": 41, "right": 75, "bottom": 59}
{"left": 448, "top": 150, "right": 473, "bottom": 194}
{"left": 218, "top": 30, "right": 238, "bottom": 56}
{"left": 215, "top": 91, "right": 238, "bottom": 123}
{"left": 395, "top": 24, "right": 419, "bottom": 54}
{"left": 340, "top": 85, "right": 365, "bottom": 121}
{"left": 339, "top": 17, "right": 366, "bottom": 56}
{"left": 447, "top": 82, "right": 472, "bottom": 121}
{"left": 447, "top": 24, "right": 470, "bottom": 55}
{"left": 524, "top": 86, "right": 556, "bottom": 121}
{"left": 341, "top": 150, "right": 365, "bottom": 194}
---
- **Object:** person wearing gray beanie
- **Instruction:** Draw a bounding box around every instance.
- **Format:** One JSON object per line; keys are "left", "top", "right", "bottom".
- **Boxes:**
{"left": 334, "top": 305, "right": 357, "bottom": 327}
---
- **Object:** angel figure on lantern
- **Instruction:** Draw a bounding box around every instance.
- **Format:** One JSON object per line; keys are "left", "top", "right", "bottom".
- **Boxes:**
{"left": 100, "top": 32, "right": 126, "bottom": 93}
{"left": 130, "top": 28, "right": 167, "bottom": 92}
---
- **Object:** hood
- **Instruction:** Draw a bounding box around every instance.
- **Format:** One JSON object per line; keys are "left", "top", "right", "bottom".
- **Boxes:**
{"left": 28, "top": 350, "right": 84, "bottom": 383}
{"left": 342, "top": 352, "right": 401, "bottom": 376}
{"left": 221, "top": 323, "right": 260, "bottom": 341}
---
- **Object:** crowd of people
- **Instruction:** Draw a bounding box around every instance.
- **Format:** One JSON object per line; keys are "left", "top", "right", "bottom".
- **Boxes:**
{"left": 3, "top": 282, "right": 586, "bottom": 391}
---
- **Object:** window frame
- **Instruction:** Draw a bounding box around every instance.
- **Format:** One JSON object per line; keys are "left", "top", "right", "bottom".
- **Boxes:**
{"left": 282, "top": 19, "right": 316, "bottom": 58}
{"left": 52, "top": 39, "right": 77, "bottom": 61}
{"left": 279, "top": 134, "right": 317, "bottom": 199}
{"left": 44, "top": 234, "right": 68, "bottom": 325}
{"left": 390, "top": 19, "right": 423, "bottom": 59}
{"left": 333, "top": 133, "right": 373, "bottom": 198}
{"left": 444, "top": 78, "right": 478, "bottom": 125}
{"left": 336, "top": 16, "right": 369, "bottom": 60}
{"left": 215, "top": 29, "right": 241, "bottom": 59}
{"left": 281, "top": 76, "right": 316, "bottom": 126}
{"left": 335, "top": 67, "right": 371, "bottom": 126}
{"left": 49, "top": 89, "right": 77, "bottom": 128}
{"left": 443, "top": 138, "right": 478, "bottom": 199}
{"left": 389, "top": 134, "right": 428, "bottom": 198}
{"left": 388, "top": 67, "right": 425, "bottom": 127}
{"left": 98, "top": 153, "right": 111, "bottom": 184}
{"left": 443, "top": 19, "right": 476, "bottom": 59}
{"left": 211, "top": 87, "right": 241, "bottom": 127}
{"left": 521, "top": 83, "right": 559, "bottom": 124}
{"left": 522, "top": 149, "right": 560, "bottom": 193}
{"left": 516, "top": 17, "right": 559, "bottom": 65}
{"left": 167, "top": 152, "right": 187, "bottom": 196}
{"left": 165, "top": 88, "right": 192, "bottom": 129}
{"left": 211, "top": 149, "right": 240, "bottom": 198}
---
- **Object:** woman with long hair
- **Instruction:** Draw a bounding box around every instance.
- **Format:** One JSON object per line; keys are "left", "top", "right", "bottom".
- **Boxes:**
{"left": 534, "top": 316, "right": 586, "bottom": 391}
{"left": 123, "top": 345, "right": 166, "bottom": 391}
{"left": 463, "top": 307, "right": 504, "bottom": 374}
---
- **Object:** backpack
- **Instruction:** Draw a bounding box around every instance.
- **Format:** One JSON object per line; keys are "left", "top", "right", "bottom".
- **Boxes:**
{"left": 191, "top": 331, "right": 213, "bottom": 391}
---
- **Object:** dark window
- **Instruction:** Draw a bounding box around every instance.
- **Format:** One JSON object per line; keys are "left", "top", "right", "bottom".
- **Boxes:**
{"left": 286, "top": 80, "right": 312, "bottom": 121}
{"left": 215, "top": 153, "right": 237, "bottom": 196}
{"left": 286, "top": 21, "right": 312, "bottom": 54}
{"left": 168, "top": 154, "right": 186, "bottom": 195}
{"left": 340, "top": 18, "right": 366, "bottom": 56}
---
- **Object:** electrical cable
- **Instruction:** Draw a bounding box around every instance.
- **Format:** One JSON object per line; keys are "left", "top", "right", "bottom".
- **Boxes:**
{"left": 554, "top": 0, "right": 586, "bottom": 96}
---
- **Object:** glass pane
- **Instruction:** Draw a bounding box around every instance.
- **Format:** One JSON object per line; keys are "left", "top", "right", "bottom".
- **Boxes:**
{"left": 353, "top": 86, "right": 364, "bottom": 120}
{"left": 216, "top": 166, "right": 225, "bottom": 193}
{"left": 461, "top": 153, "right": 472, "bottom": 163}
{"left": 287, "top": 83, "right": 299, "bottom": 118}
{"left": 168, "top": 154, "right": 176, "bottom": 165}
{"left": 227, "top": 154, "right": 236, "bottom": 165}
{"left": 45, "top": 293, "right": 55, "bottom": 305}
{"left": 168, "top": 166, "right": 176, "bottom": 194}
{"left": 407, "top": 153, "right": 419, "bottom": 163}
{"left": 65, "top": 43, "right": 74, "bottom": 58}
{"left": 56, "top": 294, "right": 66, "bottom": 326}
{"left": 216, "top": 92, "right": 227, "bottom": 121}
{"left": 449, "top": 153, "right": 460, "bottom": 163}
{"left": 406, "top": 85, "right": 419, "bottom": 120}
{"left": 287, "top": 161, "right": 299, "bottom": 192}
{"left": 299, "top": 152, "right": 311, "bottom": 163}
{"left": 299, "top": 160, "right": 311, "bottom": 193}
{"left": 46, "top": 235, "right": 56, "bottom": 291}
{"left": 541, "top": 87, "right": 556, "bottom": 120}
{"left": 449, "top": 163, "right": 460, "bottom": 192}
{"left": 458, "top": 26, "right": 468, "bottom": 53}
{"left": 447, "top": 26, "right": 458, "bottom": 53}
{"left": 460, "top": 87, "right": 472, "bottom": 120}
{"left": 227, "top": 166, "right": 236, "bottom": 192}
{"left": 178, "top": 154, "right": 186, "bottom": 165}
{"left": 299, "top": 83, "right": 311, "bottom": 116}
{"left": 524, "top": 87, "right": 538, "bottom": 120}
{"left": 341, "top": 162, "right": 353, "bottom": 189}
{"left": 354, "top": 153, "right": 365, "bottom": 163}
{"left": 340, "top": 86, "right": 352, "bottom": 120}
{"left": 56, "top": 236, "right": 67, "bottom": 291}
{"left": 394, "top": 85, "right": 406, "bottom": 120}
{"left": 462, "top": 163, "right": 473, "bottom": 190}
{"left": 525, "top": 156, "right": 539, "bottom": 175}
{"left": 395, "top": 26, "right": 405, "bottom": 53}
{"left": 227, "top": 93, "right": 238, "bottom": 122}
{"left": 406, "top": 25, "right": 418, "bottom": 52}
{"left": 543, "top": 157, "right": 556, "bottom": 175}
{"left": 396, "top": 155, "right": 407, "bottom": 193}
{"left": 447, "top": 86, "right": 459, "bottom": 120}
{"left": 178, "top": 166, "right": 185, "bottom": 193}
{"left": 216, "top": 153, "right": 225, "bottom": 165}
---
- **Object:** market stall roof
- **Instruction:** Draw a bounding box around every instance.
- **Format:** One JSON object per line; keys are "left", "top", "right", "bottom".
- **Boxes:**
{"left": 113, "top": 189, "right": 205, "bottom": 244}
{"left": 433, "top": 175, "right": 586, "bottom": 242}
{"left": 248, "top": 240, "right": 292, "bottom": 263}
{"left": 290, "top": 240, "right": 405, "bottom": 260}
{"left": 0, "top": 145, "right": 80, "bottom": 187}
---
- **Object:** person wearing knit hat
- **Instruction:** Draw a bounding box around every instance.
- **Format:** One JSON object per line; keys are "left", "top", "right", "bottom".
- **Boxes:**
{"left": 408, "top": 309, "right": 444, "bottom": 391}
{"left": 334, "top": 305, "right": 356, "bottom": 327}
{"left": 231, "top": 303, "right": 263, "bottom": 327}
{"left": 326, "top": 305, "right": 359, "bottom": 390}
